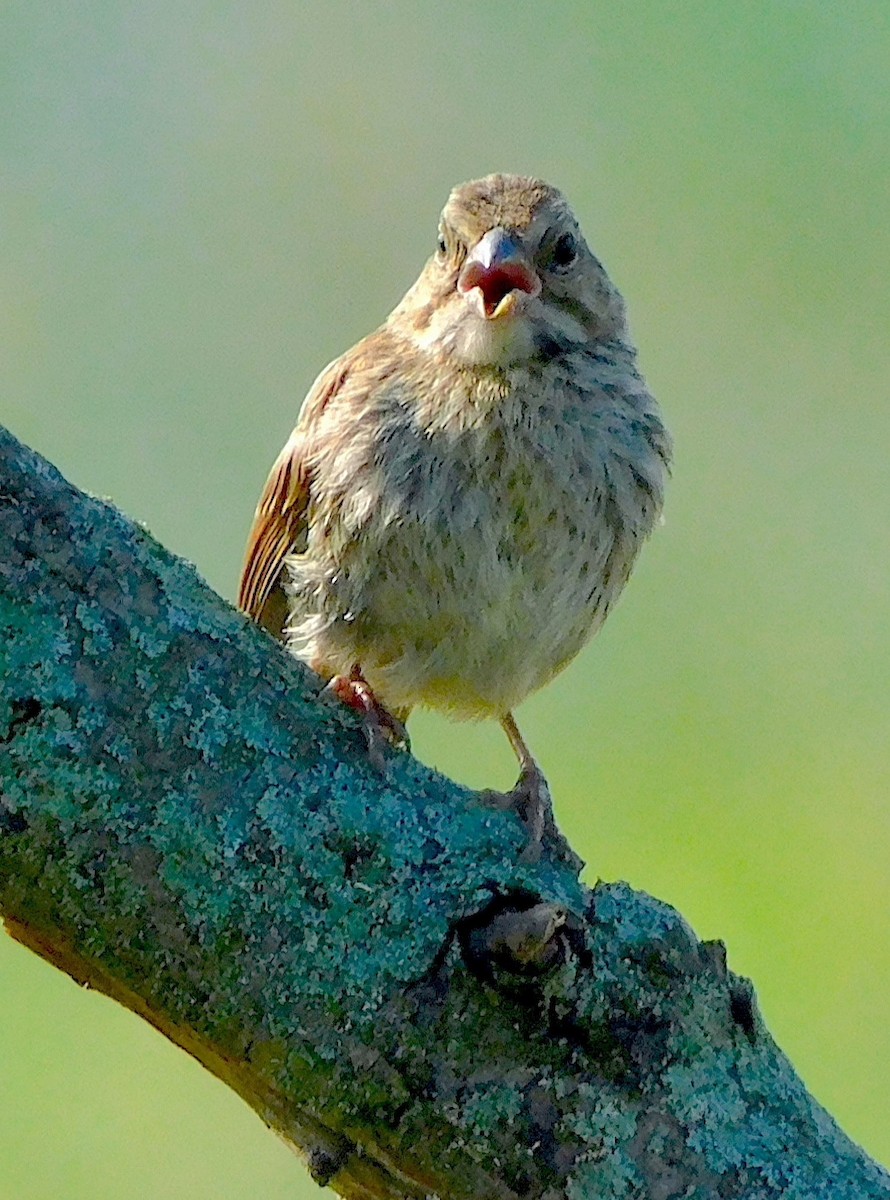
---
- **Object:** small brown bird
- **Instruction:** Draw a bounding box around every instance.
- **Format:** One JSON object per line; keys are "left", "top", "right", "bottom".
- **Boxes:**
{"left": 239, "top": 174, "right": 670, "bottom": 843}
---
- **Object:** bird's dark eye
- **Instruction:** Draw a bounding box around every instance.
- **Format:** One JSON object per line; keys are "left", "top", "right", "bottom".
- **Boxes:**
{"left": 436, "top": 232, "right": 447, "bottom": 256}
{"left": 551, "top": 232, "right": 578, "bottom": 269}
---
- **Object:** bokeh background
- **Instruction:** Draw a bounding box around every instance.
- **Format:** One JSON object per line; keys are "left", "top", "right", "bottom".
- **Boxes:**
{"left": 2, "top": 3, "right": 888, "bottom": 1196}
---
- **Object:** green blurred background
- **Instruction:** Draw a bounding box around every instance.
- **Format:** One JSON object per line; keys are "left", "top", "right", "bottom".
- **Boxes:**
{"left": 2, "top": 3, "right": 888, "bottom": 1196}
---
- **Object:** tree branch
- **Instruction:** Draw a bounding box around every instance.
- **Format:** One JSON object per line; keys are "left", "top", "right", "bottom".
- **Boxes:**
{"left": 0, "top": 425, "right": 886, "bottom": 1199}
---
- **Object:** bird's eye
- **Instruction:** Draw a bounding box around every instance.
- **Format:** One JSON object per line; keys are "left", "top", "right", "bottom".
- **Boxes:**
{"left": 436, "top": 232, "right": 447, "bottom": 257}
{"left": 551, "top": 232, "right": 578, "bottom": 269}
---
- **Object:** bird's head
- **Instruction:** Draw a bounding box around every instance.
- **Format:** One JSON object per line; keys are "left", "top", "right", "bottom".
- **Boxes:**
{"left": 393, "top": 174, "right": 628, "bottom": 366}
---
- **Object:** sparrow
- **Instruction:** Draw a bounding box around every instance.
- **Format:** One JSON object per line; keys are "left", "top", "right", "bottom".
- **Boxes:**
{"left": 239, "top": 173, "right": 670, "bottom": 848}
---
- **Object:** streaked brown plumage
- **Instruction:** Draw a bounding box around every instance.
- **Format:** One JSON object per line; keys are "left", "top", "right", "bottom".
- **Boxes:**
{"left": 239, "top": 174, "right": 670, "bottom": 841}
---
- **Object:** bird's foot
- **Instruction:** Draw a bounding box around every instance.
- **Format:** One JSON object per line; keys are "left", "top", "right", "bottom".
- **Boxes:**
{"left": 324, "top": 667, "right": 409, "bottom": 768}
{"left": 481, "top": 764, "right": 557, "bottom": 864}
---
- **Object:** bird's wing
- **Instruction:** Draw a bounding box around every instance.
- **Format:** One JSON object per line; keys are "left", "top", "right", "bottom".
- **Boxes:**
{"left": 238, "top": 358, "right": 350, "bottom": 638}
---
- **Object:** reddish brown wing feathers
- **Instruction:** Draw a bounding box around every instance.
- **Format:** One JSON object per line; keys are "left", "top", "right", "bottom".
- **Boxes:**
{"left": 237, "top": 437, "right": 307, "bottom": 637}
{"left": 237, "top": 361, "right": 349, "bottom": 639}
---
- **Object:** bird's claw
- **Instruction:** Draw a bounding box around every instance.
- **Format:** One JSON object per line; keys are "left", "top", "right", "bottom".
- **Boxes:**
{"left": 481, "top": 765, "right": 583, "bottom": 869}
{"left": 323, "top": 668, "right": 409, "bottom": 769}
{"left": 481, "top": 764, "right": 556, "bottom": 863}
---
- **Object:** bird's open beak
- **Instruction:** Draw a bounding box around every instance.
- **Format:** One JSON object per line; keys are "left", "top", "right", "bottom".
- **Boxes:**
{"left": 457, "top": 228, "right": 541, "bottom": 320}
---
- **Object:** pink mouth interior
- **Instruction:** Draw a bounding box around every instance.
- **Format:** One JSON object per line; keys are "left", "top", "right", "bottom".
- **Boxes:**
{"left": 459, "top": 261, "right": 540, "bottom": 317}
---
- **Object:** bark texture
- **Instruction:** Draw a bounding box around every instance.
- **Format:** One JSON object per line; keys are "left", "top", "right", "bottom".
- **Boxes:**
{"left": 0, "top": 426, "right": 887, "bottom": 1200}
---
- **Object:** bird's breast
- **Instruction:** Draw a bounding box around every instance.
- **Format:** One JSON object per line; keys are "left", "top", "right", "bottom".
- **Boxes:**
{"left": 290, "top": 364, "right": 664, "bottom": 716}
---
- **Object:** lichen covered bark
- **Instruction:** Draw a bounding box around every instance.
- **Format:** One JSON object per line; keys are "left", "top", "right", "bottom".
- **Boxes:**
{"left": 0, "top": 426, "right": 887, "bottom": 1199}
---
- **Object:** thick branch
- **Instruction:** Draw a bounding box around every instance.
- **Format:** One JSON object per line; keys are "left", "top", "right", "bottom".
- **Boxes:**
{"left": 0, "top": 426, "right": 887, "bottom": 1200}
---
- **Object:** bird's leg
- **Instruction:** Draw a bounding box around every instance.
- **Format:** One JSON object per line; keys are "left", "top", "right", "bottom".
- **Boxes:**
{"left": 323, "top": 664, "right": 410, "bottom": 768}
{"left": 481, "top": 713, "right": 555, "bottom": 860}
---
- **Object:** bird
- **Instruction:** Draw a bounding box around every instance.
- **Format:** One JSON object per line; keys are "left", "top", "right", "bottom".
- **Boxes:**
{"left": 238, "top": 173, "right": 670, "bottom": 849}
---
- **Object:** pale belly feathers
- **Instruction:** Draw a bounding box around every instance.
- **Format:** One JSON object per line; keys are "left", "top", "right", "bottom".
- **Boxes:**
{"left": 284, "top": 364, "right": 663, "bottom": 718}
